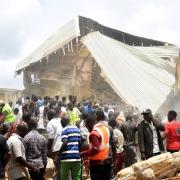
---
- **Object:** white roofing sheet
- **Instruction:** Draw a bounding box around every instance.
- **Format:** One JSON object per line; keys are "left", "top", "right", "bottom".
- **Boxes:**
{"left": 134, "top": 45, "right": 180, "bottom": 58}
{"left": 16, "top": 18, "right": 80, "bottom": 72}
{"left": 81, "top": 32, "right": 175, "bottom": 113}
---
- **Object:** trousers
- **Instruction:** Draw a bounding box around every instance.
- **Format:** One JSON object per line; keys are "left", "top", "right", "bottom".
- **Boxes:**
{"left": 90, "top": 161, "right": 112, "bottom": 180}
{"left": 61, "top": 161, "right": 81, "bottom": 180}
{"left": 29, "top": 168, "right": 45, "bottom": 180}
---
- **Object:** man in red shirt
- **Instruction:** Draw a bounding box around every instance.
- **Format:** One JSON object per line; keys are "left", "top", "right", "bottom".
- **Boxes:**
{"left": 162, "top": 110, "right": 180, "bottom": 153}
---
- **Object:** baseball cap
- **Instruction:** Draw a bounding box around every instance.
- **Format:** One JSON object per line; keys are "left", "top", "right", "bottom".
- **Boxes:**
{"left": 141, "top": 109, "right": 152, "bottom": 115}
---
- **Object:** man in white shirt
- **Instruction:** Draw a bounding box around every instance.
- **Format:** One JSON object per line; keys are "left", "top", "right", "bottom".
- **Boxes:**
{"left": 14, "top": 100, "right": 23, "bottom": 119}
{"left": 46, "top": 109, "right": 63, "bottom": 179}
{"left": 108, "top": 117, "right": 124, "bottom": 175}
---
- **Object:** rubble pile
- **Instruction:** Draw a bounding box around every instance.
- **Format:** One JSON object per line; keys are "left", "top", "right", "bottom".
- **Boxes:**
{"left": 45, "top": 158, "right": 56, "bottom": 180}
{"left": 116, "top": 152, "right": 180, "bottom": 180}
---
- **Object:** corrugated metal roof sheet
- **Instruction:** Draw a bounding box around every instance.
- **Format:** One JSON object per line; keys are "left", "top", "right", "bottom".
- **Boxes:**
{"left": 134, "top": 46, "right": 180, "bottom": 58}
{"left": 81, "top": 32, "right": 175, "bottom": 113}
{"left": 16, "top": 18, "right": 80, "bottom": 72}
{"left": 16, "top": 16, "right": 172, "bottom": 73}
{"left": 15, "top": 15, "right": 178, "bottom": 112}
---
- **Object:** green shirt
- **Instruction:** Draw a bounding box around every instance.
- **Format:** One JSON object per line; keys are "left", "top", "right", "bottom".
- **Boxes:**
{"left": 2, "top": 104, "right": 16, "bottom": 123}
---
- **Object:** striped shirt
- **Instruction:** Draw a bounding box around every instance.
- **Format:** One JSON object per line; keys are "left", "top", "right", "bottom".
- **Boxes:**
{"left": 61, "top": 125, "right": 81, "bottom": 162}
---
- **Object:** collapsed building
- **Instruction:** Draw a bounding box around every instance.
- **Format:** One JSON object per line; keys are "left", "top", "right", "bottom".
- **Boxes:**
{"left": 0, "top": 88, "right": 22, "bottom": 104}
{"left": 15, "top": 16, "right": 180, "bottom": 114}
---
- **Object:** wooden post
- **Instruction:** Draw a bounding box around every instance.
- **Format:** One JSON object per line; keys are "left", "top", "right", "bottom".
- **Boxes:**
{"left": 174, "top": 54, "right": 180, "bottom": 118}
{"left": 174, "top": 57, "right": 180, "bottom": 95}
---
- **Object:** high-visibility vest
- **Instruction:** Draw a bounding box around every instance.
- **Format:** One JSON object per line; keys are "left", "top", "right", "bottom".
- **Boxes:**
{"left": 67, "top": 110, "right": 80, "bottom": 125}
{"left": 90, "top": 123, "right": 110, "bottom": 161}
{"left": 2, "top": 104, "right": 15, "bottom": 123}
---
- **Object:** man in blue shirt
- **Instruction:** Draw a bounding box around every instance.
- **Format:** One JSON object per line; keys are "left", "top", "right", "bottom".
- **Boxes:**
{"left": 59, "top": 116, "right": 81, "bottom": 180}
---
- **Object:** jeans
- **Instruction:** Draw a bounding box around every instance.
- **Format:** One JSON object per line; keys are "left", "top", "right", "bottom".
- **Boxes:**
{"left": 124, "top": 145, "right": 137, "bottom": 167}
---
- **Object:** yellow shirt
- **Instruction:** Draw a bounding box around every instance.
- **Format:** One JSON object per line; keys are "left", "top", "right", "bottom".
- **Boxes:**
{"left": 67, "top": 109, "right": 80, "bottom": 125}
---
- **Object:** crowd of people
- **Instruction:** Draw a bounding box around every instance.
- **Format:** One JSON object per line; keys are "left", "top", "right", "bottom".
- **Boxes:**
{"left": 0, "top": 95, "right": 179, "bottom": 180}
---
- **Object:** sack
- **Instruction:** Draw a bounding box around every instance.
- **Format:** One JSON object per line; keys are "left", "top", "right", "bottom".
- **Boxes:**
{"left": 45, "top": 158, "right": 56, "bottom": 180}
{"left": 148, "top": 152, "right": 173, "bottom": 174}
{"left": 133, "top": 152, "right": 177, "bottom": 179}
{"left": 116, "top": 167, "right": 136, "bottom": 180}
{"left": 172, "top": 151, "right": 180, "bottom": 170}
{"left": 132, "top": 160, "right": 151, "bottom": 172}
{"left": 136, "top": 168, "right": 155, "bottom": 180}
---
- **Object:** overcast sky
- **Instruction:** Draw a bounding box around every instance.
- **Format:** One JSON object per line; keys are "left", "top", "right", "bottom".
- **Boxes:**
{"left": 0, "top": 0, "right": 180, "bottom": 89}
